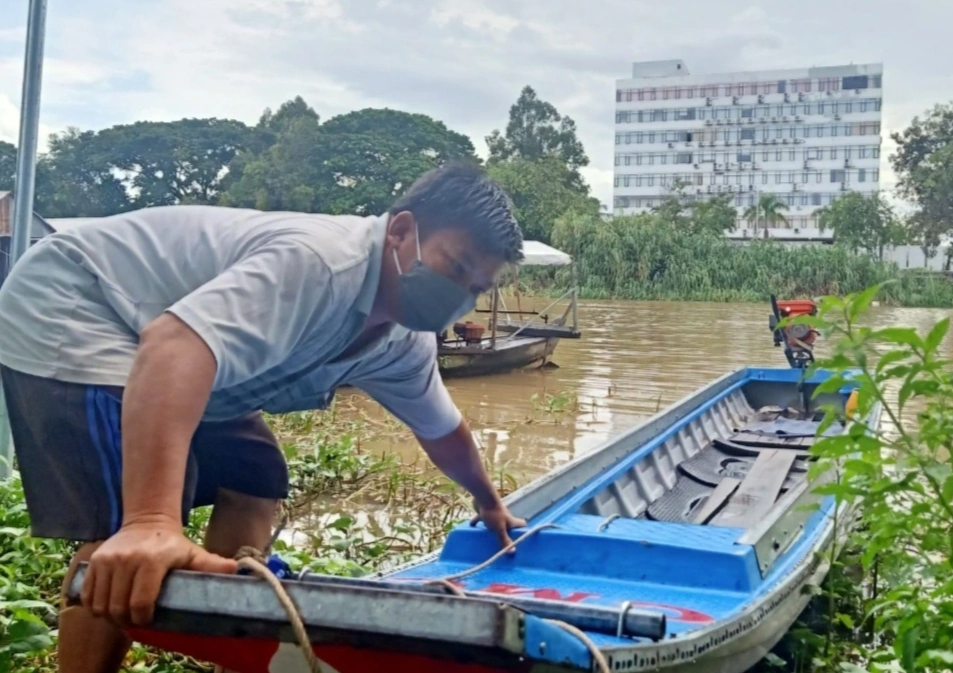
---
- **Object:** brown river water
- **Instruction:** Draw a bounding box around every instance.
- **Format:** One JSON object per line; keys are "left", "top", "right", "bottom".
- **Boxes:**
{"left": 343, "top": 299, "right": 951, "bottom": 485}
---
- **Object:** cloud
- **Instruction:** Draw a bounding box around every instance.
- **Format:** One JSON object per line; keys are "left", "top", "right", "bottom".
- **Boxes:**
{"left": 0, "top": 0, "right": 951, "bottom": 209}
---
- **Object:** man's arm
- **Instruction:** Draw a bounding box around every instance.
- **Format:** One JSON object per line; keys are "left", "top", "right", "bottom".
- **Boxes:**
{"left": 350, "top": 335, "right": 525, "bottom": 548}
{"left": 83, "top": 314, "right": 237, "bottom": 626}
{"left": 83, "top": 238, "right": 334, "bottom": 626}
{"left": 416, "top": 420, "right": 526, "bottom": 549}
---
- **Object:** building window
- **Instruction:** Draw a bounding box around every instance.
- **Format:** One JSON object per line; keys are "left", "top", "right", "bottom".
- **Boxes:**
{"left": 741, "top": 128, "right": 756, "bottom": 140}
{"left": 738, "top": 152, "right": 752, "bottom": 162}
{"left": 647, "top": 176, "right": 655, "bottom": 186}
{"left": 831, "top": 170, "right": 846, "bottom": 183}
{"left": 816, "top": 172, "right": 822, "bottom": 183}
{"left": 873, "top": 169, "right": 880, "bottom": 181}
{"left": 858, "top": 169, "right": 867, "bottom": 182}
{"left": 660, "top": 155, "right": 668, "bottom": 165}
{"left": 676, "top": 153, "right": 693, "bottom": 164}
{"left": 843, "top": 75, "right": 869, "bottom": 90}
{"left": 624, "top": 155, "right": 632, "bottom": 165}
{"left": 812, "top": 193, "right": 822, "bottom": 206}
{"left": 762, "top": 173, "right": 768, "bottom": 184}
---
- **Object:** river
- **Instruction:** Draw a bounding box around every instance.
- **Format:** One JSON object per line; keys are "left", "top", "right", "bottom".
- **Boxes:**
{"left": 348, "top": 299, "right": 950, "bottom": 485}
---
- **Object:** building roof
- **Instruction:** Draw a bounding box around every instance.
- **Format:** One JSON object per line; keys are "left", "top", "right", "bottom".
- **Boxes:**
{"left": 0, "top": 191, "right": 56, "bottom": 238}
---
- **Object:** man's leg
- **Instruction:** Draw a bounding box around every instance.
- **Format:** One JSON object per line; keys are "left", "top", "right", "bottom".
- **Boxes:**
{"left": 203, "top": 487, "right": 280, "bottom": 558}
{"left": 1, "top": 367, "right": 136, "bottom": 673}
{"left": 58, "top": 542, "right": 132, "bottom": 673}
{"left": 191, "top": 412, "right": 287, "bottom": 673}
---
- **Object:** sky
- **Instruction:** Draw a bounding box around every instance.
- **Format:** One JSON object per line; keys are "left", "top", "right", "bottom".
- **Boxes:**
{"left": 1, "top": 0, "right": 952, "bottom": 209}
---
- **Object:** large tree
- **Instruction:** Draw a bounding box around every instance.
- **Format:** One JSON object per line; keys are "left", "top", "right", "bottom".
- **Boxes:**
{"left": 318, "top": 108, "right": 479, "bottom": 215}
{"left": 225, "top": 104, "right": 479, "bottom": 216}
{"left": 34, "top": 128, "right": 132, "bottom": 217}
{"left": 0, "top": 141, "right": 15, "bottom": 192}
{"left": 94, "top": 118, "right": 253, "bottom": 208}
{"left": 487, "top": 157, "right": 599, "bottom": 244}
{"left": 817, "top": 192, "right": 905, "bottom": 260}
{"left": 486, "top": 86, "right": 589, "bottom": 189}
{"left": 891, "top": 103, "right": 953, "bottom": 258}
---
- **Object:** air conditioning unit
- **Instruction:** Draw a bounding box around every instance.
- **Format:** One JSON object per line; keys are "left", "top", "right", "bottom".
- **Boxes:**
{"left": 803, "top": 161, "right": 811, "bottom": 169}
{"left": 855, "top": 89, "right": 862, "bottom": 95}
{"left": 795, "top": 116, "right": 804, "bottom": 122}
{"left": 771, "top": 139, "right": 779, "bottom": 144}
{"left": 794, "top": 138, "right": 804, "bottom": 144}
{"left": 782, "top": 139, "right": 790, "bottom": 144}
{"left": 696, "top": 189, "right": 703, "bottom": 194}
{"left": 783, "top": 116, "right": 790, "bottom": 122}
{"left": 840, "top": 182, "right": 849, "bottom": 190}
{"left": 759, "top": 118, "right": 767, "bottom": 123}
{"left": 705, "top": 120, "right": 713, "bottom": 125}
{"left": 668, "top": 142, "right": 675, "bottom": 148}
{"left": 834, "top": 114, "right": 841, "bottom": 120}
{"left": 732, "top": 96, "right": 740, "bottom": 104}
{"left": 706, "top": 97, "right": 713, "bottom": 106}
{"left": 749, "top": 184, "right": 755, "bottom": 191}
{"left": 693, "top": 163, "right": 699, "bottom": 169}
{"left": 793, "top": 183, "right": 801, "bottom": 191}
{"left": 826, "top": 91, "right": 833, "bottom": 97}
{"left": 716, "top": 120, "right": 724, "bottom": 125}
{"left": 758, "top": 95, "right": 764, "bottom": 104}
{"left": 752, "top": 162, "right": 761, "bottom": 170}
{"left": 784, "top": 93, "right": 791, "bottom": 103}
{"left": 798, "top": 93, "right": 805, "bottom": 102}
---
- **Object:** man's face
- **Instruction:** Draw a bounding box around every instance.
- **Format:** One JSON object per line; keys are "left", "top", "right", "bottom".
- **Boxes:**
{"left": 388, "top": 211, "right": 506, "bottom": 304}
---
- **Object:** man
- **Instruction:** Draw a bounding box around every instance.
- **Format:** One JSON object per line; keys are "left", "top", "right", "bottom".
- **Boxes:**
{"left": 0, "top": 162, "right": 526, "bottom": 673}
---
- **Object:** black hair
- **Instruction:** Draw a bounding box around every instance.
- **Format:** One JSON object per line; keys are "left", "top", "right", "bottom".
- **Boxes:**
{"left": 389, "top": 161, "right": 524, "bottom": 263}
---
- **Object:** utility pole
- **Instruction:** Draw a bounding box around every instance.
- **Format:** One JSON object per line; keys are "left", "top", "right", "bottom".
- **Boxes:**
{"left": 1, "top": 0, "right": 48, "bottom": 480}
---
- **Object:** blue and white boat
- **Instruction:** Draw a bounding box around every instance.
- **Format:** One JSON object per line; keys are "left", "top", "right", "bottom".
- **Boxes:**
{"left": 69, "top": 361, "right": 880, "bottom": 673}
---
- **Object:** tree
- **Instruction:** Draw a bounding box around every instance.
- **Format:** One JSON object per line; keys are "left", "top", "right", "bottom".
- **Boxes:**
{"left": 223, "top": 105, "right": 479, "bottom": 216}
{"left": 891, "top": 103, "right": 953, "bottom": 258}
{"left": 486, "top": 86, "right": 589, "bottom": 189}
{"left": 690, "top": 195, "right": 737, "bottom": 235}
{"left": 743, "top": 193, "right": 788, "bottom": 236}
{"left": 0, "top": 141, "right": 15, "bottom": 192}
{"left": 487, "top": 157, "right": 600, "bottom": 244}
{"left": 318, "top": 108, "right": 479, "bottom": 215}
{"left": 94, "top": 118, "right": 253, "bottom": 208}
{"left": 817, "top": 192, "right": 905, "bottom": 260}
{"left": 34, "top": 128, "right": 132, "bottom": 217}
{"left": 257, "top": 96, "right": 320, "bottom": 135}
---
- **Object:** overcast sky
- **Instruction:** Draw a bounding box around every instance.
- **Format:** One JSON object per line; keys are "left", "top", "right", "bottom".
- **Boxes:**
{"left": 1, "top": 0, "right": 951, "bottom": 209}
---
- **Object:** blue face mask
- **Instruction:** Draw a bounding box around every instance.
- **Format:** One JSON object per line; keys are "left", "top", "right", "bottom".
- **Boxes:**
{"left": 393, "top": 226, "right": 476, "bottom": 333}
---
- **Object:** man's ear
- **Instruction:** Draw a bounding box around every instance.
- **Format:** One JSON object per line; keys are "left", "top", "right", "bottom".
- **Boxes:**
{"left": 386, "top": 211, "right": 416, "bottom": 250}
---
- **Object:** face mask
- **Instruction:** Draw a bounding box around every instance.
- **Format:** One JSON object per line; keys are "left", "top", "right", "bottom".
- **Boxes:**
{"left": 393, "top": 225, "right": 476, "bottom": 333}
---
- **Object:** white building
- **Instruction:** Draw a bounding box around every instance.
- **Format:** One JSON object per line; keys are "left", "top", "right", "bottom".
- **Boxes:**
{"left": 613, "top": 60, "right": 883, "bottom": 240}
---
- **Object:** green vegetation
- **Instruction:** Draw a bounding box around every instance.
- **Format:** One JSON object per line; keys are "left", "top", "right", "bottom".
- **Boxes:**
{"left": 512, "top": 210, "right": 953, "bottom": 307}
{"left": 749, "top": 283, "right": 953, "bottom": 672}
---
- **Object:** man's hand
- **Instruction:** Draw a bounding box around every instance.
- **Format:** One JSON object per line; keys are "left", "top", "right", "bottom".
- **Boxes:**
{"left": 82, "top": 518, "right": 237, "bottom": 626}
{"left": 470, "top": 502, "right": 527, "bottom": 552}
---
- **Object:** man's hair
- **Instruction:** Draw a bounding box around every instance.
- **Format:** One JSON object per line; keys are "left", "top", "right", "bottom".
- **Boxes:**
{"left": 389, "top": 162, "right": 524, "bottom": 263}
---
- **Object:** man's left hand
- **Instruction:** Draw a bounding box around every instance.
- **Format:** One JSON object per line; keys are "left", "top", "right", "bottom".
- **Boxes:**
{"left": 471, "top": 503, "right": 527, "bottom": 552}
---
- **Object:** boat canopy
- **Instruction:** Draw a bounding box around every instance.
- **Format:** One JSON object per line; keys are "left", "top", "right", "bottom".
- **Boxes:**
{"left": 520, "top": 241, "right": 572, "bottom": 267}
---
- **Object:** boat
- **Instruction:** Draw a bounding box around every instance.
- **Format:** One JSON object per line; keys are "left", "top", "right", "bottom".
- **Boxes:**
{"left": 437, "top": 241, "right": 581, "bottom": 378}
{"left": 65, "top": 300, "right": 881, "bottom": 673}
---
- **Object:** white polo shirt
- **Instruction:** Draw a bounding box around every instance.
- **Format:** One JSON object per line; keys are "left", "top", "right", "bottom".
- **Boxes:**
{"left": 0, "top": 205, "right": 461, "bottom": 439}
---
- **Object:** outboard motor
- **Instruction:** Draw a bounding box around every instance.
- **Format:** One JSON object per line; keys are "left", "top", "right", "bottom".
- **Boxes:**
{"left": 769, "top": 295, "right": 818, "bottom": 369}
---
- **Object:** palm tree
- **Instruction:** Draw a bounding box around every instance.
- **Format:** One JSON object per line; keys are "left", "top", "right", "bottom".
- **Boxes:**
{"left": 743, "top": 193, "right": 789, "bottom": 237}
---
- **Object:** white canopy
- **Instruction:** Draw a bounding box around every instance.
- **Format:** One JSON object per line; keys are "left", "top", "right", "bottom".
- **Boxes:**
{"left": 521, "top": 240, "right": 572, "bottom": 267}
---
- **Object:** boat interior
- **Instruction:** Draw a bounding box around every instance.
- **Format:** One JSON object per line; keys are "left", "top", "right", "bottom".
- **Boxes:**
{"left": 389, "top": 370, "right": 859, "bottom": 646}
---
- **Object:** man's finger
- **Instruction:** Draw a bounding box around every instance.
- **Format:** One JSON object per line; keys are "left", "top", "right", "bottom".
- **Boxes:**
{"left": 90, "top": 564, "right": 113, "bottom": 619}
{"left": 107, "top": 564, "right": 136, "bottom": 625}
{"left": 128, "top": 563, "right": 163, "bottom": 626}
{"left": 188, "top": 548, "right": 239, "bottom": 575}
{"left": 492, "top": 523, "right": 515, "bottom": 554}
{"left": 80, "top": 562, "right": 97, "bottom": 610}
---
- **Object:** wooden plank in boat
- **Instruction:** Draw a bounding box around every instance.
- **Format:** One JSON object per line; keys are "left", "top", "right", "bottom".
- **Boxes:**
{"left": 692, "top": 477, "right": 741, "bottom": 525}
{"left": 730, "top": 431, "right": 816, "bottom": 449}
{"left": 709, "top": 450, "right": 798, "bottom": 529}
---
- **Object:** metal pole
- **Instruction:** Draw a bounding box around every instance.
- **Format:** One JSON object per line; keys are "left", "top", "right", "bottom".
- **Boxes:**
{"left": 1, "top": 0, "right": 48, "bottom": 481}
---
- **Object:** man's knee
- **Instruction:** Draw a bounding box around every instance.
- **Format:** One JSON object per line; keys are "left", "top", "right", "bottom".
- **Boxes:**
{"left": 61, "top": 541, "right": 105, "bottom": 607}
{"left": 204, "top": 488, "right": 280, "bottom": 557}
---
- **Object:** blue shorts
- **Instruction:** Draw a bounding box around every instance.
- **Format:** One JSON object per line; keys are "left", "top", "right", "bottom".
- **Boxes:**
{"left": 1, "top": 366, "right": 289, "bottom": 542}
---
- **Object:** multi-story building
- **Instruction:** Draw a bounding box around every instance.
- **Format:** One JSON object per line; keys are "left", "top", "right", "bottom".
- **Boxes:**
{"left": 612, "top": 60, "right": 883, "bottom": 239}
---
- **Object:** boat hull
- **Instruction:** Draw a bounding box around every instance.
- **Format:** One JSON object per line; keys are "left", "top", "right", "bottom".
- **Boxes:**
{"left": 438, "top": 335, "right": 558, "bottom": 378}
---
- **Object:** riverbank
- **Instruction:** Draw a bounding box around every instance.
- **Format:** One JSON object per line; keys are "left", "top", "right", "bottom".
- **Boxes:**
{"left": 515, "top": 213, "right": 953, "bottom": 308}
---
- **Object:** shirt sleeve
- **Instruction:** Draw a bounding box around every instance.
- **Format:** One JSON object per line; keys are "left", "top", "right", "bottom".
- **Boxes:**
{"left": 165, "top": 236, "right": 333, "bottom": 390}
{"left": 350, "top": 332, "right": 463, "bottom": 440}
